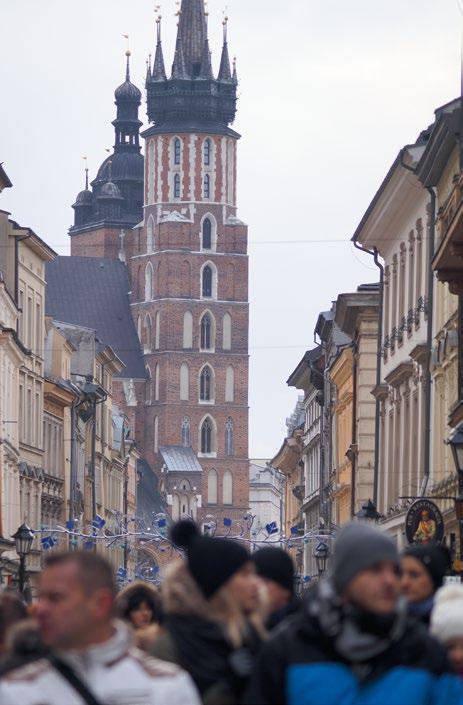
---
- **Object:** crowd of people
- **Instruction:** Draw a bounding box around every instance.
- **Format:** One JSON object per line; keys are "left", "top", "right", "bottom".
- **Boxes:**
{"left": 0, "top": 520, "right": 463, "bottom": 704}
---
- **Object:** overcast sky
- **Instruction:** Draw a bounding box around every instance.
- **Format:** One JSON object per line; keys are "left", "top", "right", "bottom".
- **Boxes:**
{"left": 1, "top": 0, "right": 461, "bottom": 459}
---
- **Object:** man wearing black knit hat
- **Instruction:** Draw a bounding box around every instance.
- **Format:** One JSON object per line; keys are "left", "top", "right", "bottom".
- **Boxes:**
{"left": 401, "top": 544, "right": 451, "bottom": 625}
{"left": 252, "top": 547, "right": 301, "bottom": 629}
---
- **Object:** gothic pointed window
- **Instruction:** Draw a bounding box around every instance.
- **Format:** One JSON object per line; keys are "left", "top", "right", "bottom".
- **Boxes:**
{"left": 202, "top": 218, "right": 212, "bottom": 250}
{"left": 204, "top": 174, "right": 211, "bottom": 199}
{"left": 143, "top": 314, "right": 152, "bottom": 353}
{"left": 204, "top": 139, "right": 211, "bottom": 166}
{"left": 200, "top": 365, "right": 213, "bottom": 402}
{"left": 147, "top": 215, "right": 155, "bottom": 253}
{"left": 202, "top": 265, "right": 213, "bottom": 298}
{"left": 145, "top": 263, "right": 154, "bottom": 301}
{"left": 145, "top": 366, "right": 152, "bottom": 405}
{"left": 200, "top": 313, "right": 213, "bottom": 350}
{"left": 223, "top": 470, "right": 233, "bottom": 505}
{"left": 174, "top": 173, "right": 181, "bottom": 199}
{"left": 182, "top": 417, "right": 191, "bottom": 447}
{"left": 225, "top": 417, "right": 234, "bottom": 457}
{"left": 201, "top": 417, "right": 214, "bottom": 454}
{"left": 208, "top": 469, "right": 218, "bottom": 505}
{"left": 180, "top": 363, "right": 189, "bottom": 401}
{"left": 174, "top": 138, "right": 181, "bottom": 166}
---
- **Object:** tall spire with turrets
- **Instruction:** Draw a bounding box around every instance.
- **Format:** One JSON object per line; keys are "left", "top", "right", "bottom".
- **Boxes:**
{"left": 218, "top": 15, "right": 232, "bottom": 81}
{"left": 151, "top": 12, "right": 167, "bottom": 81}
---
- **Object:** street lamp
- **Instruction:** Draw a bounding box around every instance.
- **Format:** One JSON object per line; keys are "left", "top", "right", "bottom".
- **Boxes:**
{"left": 12, "top": 523, "right": 34, "bottom": 596}
{"left": 356, "top": 500, "right": 381, "bottom": 522}
{"left": 314, "top": 541, "right": 329, "bottom": 577}
{"left": 449, "top": 425, "right": 463, "bottom": 565}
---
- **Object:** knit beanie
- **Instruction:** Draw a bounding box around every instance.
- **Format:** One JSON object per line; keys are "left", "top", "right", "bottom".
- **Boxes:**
{"left": 402, "top": 544, "right": 451, "bottom": 590}
{"left": 170, "top": 520, "right": 250, "bottom": 599}
{"left": 331, "top": 522, "right": 399, "bottom": 594}
{"left": 252, "top": 547, "right": 295, "bottom": 594}
{"left": 431, "top": 585, "right": 463, "bottom": 644}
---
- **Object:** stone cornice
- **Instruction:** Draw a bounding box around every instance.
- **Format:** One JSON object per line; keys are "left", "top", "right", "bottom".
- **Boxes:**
{"left": 385, "top": 361, "right": 414, "bottom": 388}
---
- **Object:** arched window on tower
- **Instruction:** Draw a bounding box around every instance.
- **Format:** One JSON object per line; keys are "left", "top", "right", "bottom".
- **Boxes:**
{"left": 145, "top": 263, "right": 154, "bottom": 301}
{"left": 147, "top": 215, "right": 155, "bottom": 253}
{"left": 155, "top": 312, "right": 160, "bottom": 349}
{"left": 174, "top": 173, "right": 181, "bottom": 199}
{"left": 154, "top": 363, "right": 160, "bottom": 401}
{"left": 174, "top": 138, "right": 181, "bottom": 166}
{"left": 143, "top": 314, "right": 152, "bottom": 353}
{"left": 223, "top": 470, "right": 233, "bottom": 505}
{"left": 200, "top": 365, "right": 214, "bottom": 403}
{"left": 200, "top": 313, "right": 214, "bottom": 350}
{"left": 203, "top": 174, "right": 211, "bottom": 199}
{"left": 202, "top": 218, "right": 212, "bottom": 250}
{"left": 222, "top": 313, "right": 232, "bottom": 350}
{"left": 225, "top": 417, "right": 234, "bottom": 457}
{"left": 145, "top": 366, "right": 152, "bottom": 405}
{"left": 200, "top": 417, "right": 215, "bottom": 455}
{"left": 208, "top": 469, "right": 218, "bottom": 505}
{"left": 180, "top": 363, "right": 189, "bottom": 401}
{"left": 182, "top": 417, "right": 191, "bottom": 447}
{"left": 154, "top": 416, "right": 159, "bottom": 454}
{"left": 202, "top": 265, "right": 213, "bottom": 298}
{"left": 204, "top": 139, "right": 211, "bottom": 166}
{"left": 183, "top": 311, "right": 193, "bottom": 348}
{"left": 225, "top": 367, "right": 234, "bottom": 403}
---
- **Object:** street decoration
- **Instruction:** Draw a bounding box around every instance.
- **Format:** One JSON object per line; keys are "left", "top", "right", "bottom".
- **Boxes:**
{"left": 405, "top": 499, "right": 444, "bottom": 545}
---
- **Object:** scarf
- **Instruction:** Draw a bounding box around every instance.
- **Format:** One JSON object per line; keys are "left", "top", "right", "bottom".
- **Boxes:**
{"left": 307, "top": 580, "right": 407, "bottom": 664}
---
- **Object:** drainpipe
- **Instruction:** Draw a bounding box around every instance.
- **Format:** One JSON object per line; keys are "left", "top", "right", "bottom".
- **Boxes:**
{"left": 399, "top": 149, "right": 435, "bottom": 495}
{"left": 352, "top": 241, "right": 384, "bottom": 506}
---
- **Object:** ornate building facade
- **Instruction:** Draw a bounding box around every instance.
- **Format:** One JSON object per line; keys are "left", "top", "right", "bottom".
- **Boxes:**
{"left": 66, "top": 0, "right": 250, "bottom": 527}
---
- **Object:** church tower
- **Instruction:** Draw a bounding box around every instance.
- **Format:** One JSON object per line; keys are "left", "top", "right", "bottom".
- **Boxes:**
{"left": 131, "top": 0, "right": 249, "bottom": 526}
{"left": 70, "top": 53, "right": 144, "bottom": 259}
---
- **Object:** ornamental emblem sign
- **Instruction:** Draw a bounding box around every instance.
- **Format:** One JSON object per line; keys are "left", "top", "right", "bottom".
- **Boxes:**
{"left": 405, "top": 500, "right": 444, "bottom": 545}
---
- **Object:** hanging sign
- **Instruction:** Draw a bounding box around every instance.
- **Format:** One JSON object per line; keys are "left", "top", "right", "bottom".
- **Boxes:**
{"left": 405, "top": 499, "right": 444, "bottom": 545}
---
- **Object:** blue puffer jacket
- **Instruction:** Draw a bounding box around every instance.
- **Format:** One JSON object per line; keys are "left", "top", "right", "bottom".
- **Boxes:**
{"left": 245, "top": 599, "right": 463, "bottom": 705}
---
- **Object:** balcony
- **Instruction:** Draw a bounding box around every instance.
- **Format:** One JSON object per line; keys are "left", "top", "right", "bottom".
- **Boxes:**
{"left": 433, "top": 173, "right": 463, "bottom": 294}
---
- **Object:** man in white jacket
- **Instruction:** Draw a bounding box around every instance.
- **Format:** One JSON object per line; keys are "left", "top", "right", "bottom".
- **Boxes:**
{"left": 0, "top": 551, "right": 200, "bottom": 705}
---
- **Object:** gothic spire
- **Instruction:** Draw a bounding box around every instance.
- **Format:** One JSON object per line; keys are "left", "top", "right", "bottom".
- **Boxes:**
{"left": 199, "top": 38, "right": 213, "bottom": 79}
{"left": 176, "top": 0, "right": 207, "bottom": 77}
{"left": 152, "top": 14, "right": 167, "bottom": 81}
{"left": 146, "top": 55, "right": 152, "bottom": 84}
{"left": 171, "top": 34, "right": 188, "bottom": 79}
{"left": 218, "top": 16, "right": 231, "bottom": 81}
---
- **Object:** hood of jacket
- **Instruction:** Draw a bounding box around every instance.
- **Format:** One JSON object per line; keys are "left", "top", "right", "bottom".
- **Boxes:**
{"left": 162, "top": 561, "right": 213, "bottom": 619}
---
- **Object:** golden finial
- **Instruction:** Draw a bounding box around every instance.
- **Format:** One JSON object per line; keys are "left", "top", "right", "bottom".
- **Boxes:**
{"left": 82, "top": 156, "right": 89, "bottom": 190}
{"left": 122, "top": 33, "right": 131, "bottom": 56}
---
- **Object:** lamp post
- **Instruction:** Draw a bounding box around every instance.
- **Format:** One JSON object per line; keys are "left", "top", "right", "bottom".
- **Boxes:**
{"left": 449, "top": 424, "right": 463, "bottom": 564}
{"left": 314, "top": 541, "right": 329, "bottom": 577}
{"left": 12, "top": 523, "right": 34, "bottom": 597}
{"left": 356, "top": 499, "right": 381, "bottom": 522}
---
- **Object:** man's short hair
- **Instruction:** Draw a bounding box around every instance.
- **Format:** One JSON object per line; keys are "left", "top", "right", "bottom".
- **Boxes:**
{"left": 44, "top": 551, "right": 116, "bottom": 597}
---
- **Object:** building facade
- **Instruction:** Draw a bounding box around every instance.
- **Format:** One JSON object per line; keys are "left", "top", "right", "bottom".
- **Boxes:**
{"left": 249, "top": 460, "right": 284, "bottom": 546}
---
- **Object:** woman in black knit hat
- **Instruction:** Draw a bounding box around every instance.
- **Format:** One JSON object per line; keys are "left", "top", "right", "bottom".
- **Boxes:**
{"left": 150, "top": 520, "right": 264, "bottom": 705}
{"left": 401, "top": 544, "right": 451, "bottom": 625}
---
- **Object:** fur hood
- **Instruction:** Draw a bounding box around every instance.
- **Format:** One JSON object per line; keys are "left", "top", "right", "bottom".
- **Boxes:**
{"left": 115, "top": 580, "right": 162, "bottom": 619}
{"left": 161, "top": 561, "right": 213, "bottom": 618}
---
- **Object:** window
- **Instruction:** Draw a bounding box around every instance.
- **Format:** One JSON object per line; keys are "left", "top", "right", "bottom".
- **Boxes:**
{"left": 223, "top": 313, "right": 232, "bottom": 350}
{"left": 147, "top": 215, "right": 154, "bottom": 253}
{"left": 155, "top": 312, "right": 160, "bottom": 349}
{"left": 154, "top": 363, "right": 160, "bottom": 401}
{"left": 145, "top": 366, "right": 152, "bottom": 405}
{"left": 200, "top": 313, "right": 213, "bottom": 350}
{"left": 182, "top": 417, "right": 191, "bottom": 447}
{"left": 145, "top": 263, "right": 154, "bottom": 301}
{"left": 225, "top": 417, "right": 234, "bottom": 456}
{"left": 183, "top": 311, "right": 193, "bottom": 348}
{"left": 180, "top": 363, "right": 189, "bottom": 401}
{"left": 202, "top": 218, "right": 212, "bottom": 250}
{"left": 200, "top": 417, "right": 214, "bottom": 454}
{"left": 223, "top": 470, "right": 233, "bottom": 505}
{"left": 208, "top": 469, "right": 218, "bottom": 504}
{"left": 204, "top": 138, "right": 211, "bottom": 166}
{"left": 143, "top": 314, "right": 152, "bottom": 353}
{"left": 154, "top": 416, "right": 159, "bottom": 454}
{"left": 200, "top": 365, "right": 214, "bottom": 402}
{"left": 202, "top": 266, "right": 213, "bottom": 298}
{"left": 137, "top": 315, "right": 142, "bottom": 340}
{"left": 225, "top": 367, "right": 234, "bottom": 402}
{"left": 174, "top": 173, "right": 181, "bottom": 199}
{"left": 203, "top": 174, "right": 211, "bottom": 199}
{"left": 174, "top": 138, "right": 181, "bottom": 166}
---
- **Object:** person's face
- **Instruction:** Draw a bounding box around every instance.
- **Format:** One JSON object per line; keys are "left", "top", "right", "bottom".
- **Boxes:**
{"left": 421, "top": 512, "right": 429, "bottom": 522}
{"left": 257, "top": 577, "right": 292, "bottom": 614}
{"left": 129, "top": 600, "right": 154, "bottom": 629}
{"left": 343, "top": 560, "right": 400, "bottom": 614}
{"left": 401, "top": 556, "right": 434, "bottom": 604}
{"left": 226, "top": 562, "right": 260, "bottom": 615}
{"left": 36, "top": 562, "right": 113, "bottom": 650}
{"left": 446, "top": 638, "right": 463, "bottom": 675}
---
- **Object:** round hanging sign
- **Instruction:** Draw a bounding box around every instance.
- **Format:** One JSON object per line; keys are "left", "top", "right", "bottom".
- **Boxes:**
{"left": 405, "top": 499, "right": 444, "bottom": 545}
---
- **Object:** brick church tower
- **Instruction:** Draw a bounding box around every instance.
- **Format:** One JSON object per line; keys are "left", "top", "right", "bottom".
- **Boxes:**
{"left": 133, "top": 0, "right": 249, "bottom": 527}
{"left": 67, "top": 0, "right": 249, "bottom": 529}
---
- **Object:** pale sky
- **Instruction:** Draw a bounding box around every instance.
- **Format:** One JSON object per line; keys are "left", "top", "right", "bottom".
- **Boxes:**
{"left": 1, "top": 0, "right": 461, "bottom": 458}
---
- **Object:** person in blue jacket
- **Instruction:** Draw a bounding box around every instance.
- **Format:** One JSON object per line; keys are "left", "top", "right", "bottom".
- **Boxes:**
{"left": 245, "top": 522, "right": 463, "bottom": 705}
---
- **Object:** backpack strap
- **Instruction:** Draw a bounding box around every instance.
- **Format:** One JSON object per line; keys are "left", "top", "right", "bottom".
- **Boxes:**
{"left": 48, "top": 655, "right": 105, "bottom": 705}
